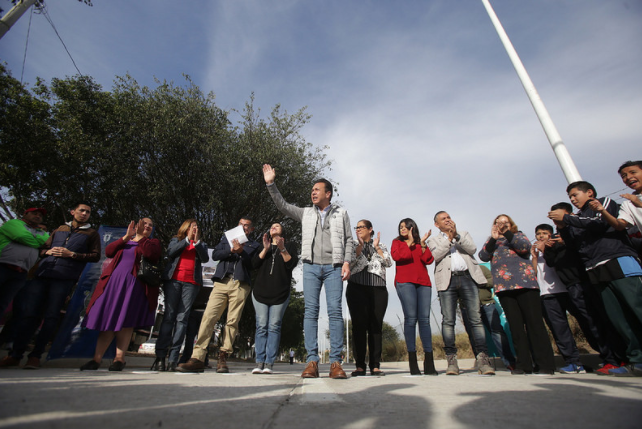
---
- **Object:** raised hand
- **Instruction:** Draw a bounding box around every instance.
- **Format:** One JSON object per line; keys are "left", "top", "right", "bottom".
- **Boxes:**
{"left": 373, "top": 232, "right": 381, "bottom": 249}
{"left": 136, "top": 219, "right": 146, "bottom": 236}
{"left": 491, "top": 224, "right": 500, "bottom": 240}
{"left": 275, "top": 236, "right": 285, "bottom": 251}
{"left": 123, "top": 220, "right": 136, "bottom": 241}
{"left": 262, "top": 232, "right": 270, "bottom": 248}
{"left": 588, "top": 198, "right": 605, "bottom": 212}
{"left": 263, "top": 164, "right": 276, "bottom": 184}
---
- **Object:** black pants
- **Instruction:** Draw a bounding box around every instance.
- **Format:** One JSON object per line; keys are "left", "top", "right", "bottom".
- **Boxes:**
{"left": 541, "top": 293, "right": 580, "bottom": 365}
{"left": 346, "top": 282, "right": 388, "bottom": 370}
{"left": 498, "top": 288, "right": 555, "bottom": 372}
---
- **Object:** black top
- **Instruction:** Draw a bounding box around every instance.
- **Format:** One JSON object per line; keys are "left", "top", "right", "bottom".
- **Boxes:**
{"left": 252, "top": 241, "right": 299, "bottom": 305}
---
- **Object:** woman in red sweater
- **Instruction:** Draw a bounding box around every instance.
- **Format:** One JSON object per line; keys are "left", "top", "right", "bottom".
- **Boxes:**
{"left": 152, "top": 219, "right": 209, "bottom": 372}
{"left": 391, "top": 218, "right": 435, "bottom": 375}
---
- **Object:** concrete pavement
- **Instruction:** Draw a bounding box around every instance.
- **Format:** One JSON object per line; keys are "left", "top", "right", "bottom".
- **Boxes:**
{"left": 1, "top": 356, "right": 641, "bottom": 429}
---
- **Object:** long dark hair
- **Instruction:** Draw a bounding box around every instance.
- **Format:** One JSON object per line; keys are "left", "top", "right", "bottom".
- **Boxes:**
{"left": 396, "top": 218, "right": 421, "bottom": 244}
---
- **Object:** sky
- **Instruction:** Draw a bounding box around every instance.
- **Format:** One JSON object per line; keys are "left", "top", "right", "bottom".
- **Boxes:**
{"left": 1, "top": 0, "right": 641, "bottom": 341}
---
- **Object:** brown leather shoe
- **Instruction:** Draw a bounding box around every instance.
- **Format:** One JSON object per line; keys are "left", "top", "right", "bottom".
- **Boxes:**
{"left": 177, "top": 358, "right": 205, "bottom": 373}
{"left": 301, "top": 361, "right": 319, "bottom": 378}
{"left": 329, "top": 362, "right": 347, "bottom": 379}
{"left": 216, "top": 351, "right": 229, "bottom": 373}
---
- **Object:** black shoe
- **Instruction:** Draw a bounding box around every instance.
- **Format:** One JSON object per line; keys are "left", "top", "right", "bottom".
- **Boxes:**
{"left": 370, "top": 368, "right": 385, "bottom": 376}
{"left": 351, "top": 368, "right": 366, "bottom": 377}
{"left": 167, "top": 362, "right": 177, "bottom": 372}
{"left": 109, "top": 360, "right": 126, "bottom": 371}
{"left": 80, "top": 360, "right": 101, "bottom": 371}
{"left": 150, "top": 357, "right": 166, "bottom": 371}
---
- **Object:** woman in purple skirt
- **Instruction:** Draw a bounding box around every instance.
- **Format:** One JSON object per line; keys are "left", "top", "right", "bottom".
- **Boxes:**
{"left": 80, "top": 218, "right": 162, "bottom": 371}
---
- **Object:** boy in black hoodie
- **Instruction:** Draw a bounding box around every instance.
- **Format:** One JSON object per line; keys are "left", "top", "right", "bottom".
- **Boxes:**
{"left": 548, "top": 181, "right": 642, "bottom": 376}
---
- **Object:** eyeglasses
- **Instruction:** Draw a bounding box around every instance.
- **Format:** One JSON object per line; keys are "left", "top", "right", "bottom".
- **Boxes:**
{"left": 354, "top": 226, "right": 367, "bottom": 230}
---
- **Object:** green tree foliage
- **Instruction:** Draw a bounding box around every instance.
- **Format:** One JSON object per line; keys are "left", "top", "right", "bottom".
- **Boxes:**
{"left": 1, "top": 66, "right": 332, "bottom": 355}
{"left": 0, "top": 67, "right": 331, "bottom": 248}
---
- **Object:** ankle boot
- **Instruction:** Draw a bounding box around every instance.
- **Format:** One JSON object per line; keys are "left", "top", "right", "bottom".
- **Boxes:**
{"left": 150, "top": 357, "right": 166, "bottom": 371}
{"left": 424, "top": 352, "right": 438, "bottom": 376}
{"left": 408, "top": 351, "right": 421, "bottom": 375}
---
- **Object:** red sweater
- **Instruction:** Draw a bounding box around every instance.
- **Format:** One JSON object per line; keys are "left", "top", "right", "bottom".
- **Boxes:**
{"left": 391, "top": 239, "right": 434, "bottom": 286}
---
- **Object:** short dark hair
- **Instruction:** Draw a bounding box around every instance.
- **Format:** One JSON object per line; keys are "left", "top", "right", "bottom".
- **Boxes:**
{"left": 433, "top": 211, "right": 447, "bottom": 222}
{"left": 618, "top": 160, "right": 642, "bottom": 175}
{"left": 314, "top": 179, "right": 333, "bottom": 201}
{"left": 535, "top": 223, "right": 554, "bottom": 234}
{"left": 566, "top": 181, "right": 597, "bottom": 197}
{"left": 72, "top": 202, "right": 92, "bottom": 210}
{"left": 240, "top": 216, "right": 253, "bottom": 224}
{"left": 550, "top": 202, "right": 573, "bottom": 213}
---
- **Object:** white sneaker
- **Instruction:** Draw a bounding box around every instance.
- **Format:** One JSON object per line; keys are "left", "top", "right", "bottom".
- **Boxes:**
{"left": 252, "top": 365, "right": 263, "bottom": 374}
{"left": 262, "top": 366, "right": 273, "bottom": 374}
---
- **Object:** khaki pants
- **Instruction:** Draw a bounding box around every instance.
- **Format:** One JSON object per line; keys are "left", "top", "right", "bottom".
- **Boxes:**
{"left": 191, "top": 277, "right": 250, "bottom": 361}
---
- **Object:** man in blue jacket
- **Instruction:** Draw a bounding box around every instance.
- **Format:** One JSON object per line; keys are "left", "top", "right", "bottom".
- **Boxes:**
{"left": 178, "top": 217, "right": 260, "bottom": 373}
{"left": 0, "top": 203, "right": 100, "bottom": 369}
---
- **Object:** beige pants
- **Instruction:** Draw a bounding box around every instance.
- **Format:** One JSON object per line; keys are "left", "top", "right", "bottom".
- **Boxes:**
{"left": 191, "top": 277, "right": 250, "bottom": 361}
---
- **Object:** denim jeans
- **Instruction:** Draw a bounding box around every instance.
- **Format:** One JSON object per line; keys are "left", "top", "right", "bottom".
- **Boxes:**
{"left": 480, "top": 302, "right": 516, "bottom": 366}
{"left": 156, "top": 280, "right": 201, "bottom": 363}
{"left": 302, "top": 263, "right": 344, "bottom": 363}
{"left": 396, "top": 282, "right": 432, "bottom": 352}
{"left": 11, "top": 277, "right": 75, "bottom": 359}
{"left": 252, "top": 293, "right": 290, "bottom": 365}
{"left": 0, "top": 265, "right": 28, "bottom": 317}
{"left": 438, "top": 273, "right": 488, "bottom": 356}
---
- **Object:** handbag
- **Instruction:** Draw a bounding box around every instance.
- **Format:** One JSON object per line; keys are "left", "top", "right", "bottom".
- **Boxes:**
{"left": 137, "top": 256, "right": 162, "bottom": 286}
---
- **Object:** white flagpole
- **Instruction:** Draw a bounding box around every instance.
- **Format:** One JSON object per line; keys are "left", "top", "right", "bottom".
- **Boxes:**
{"left": 481, "top": 0, "right": 582, "bottom": 184}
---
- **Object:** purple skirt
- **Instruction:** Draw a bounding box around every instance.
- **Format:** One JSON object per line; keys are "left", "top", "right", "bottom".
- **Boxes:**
{"left": 83, "top": 241, "right": 155, "bottom": 331}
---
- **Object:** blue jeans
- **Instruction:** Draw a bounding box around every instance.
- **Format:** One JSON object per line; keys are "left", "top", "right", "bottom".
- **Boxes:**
{"left": 0, "top": 265, "right": 28, "bottom": 317}
{"left": 155, "top": 280, "right": 201, "bottom": 363}
{"left": 396, "top": 282, "right": 432, "bottom": 352}
{"left": 253, "top": 293, "right": 290, "bottom": 364}
{"left": 11, "top": 277, "right": 75, "bottom": 359}
{"left": 302, "top": 263, "right": 344, "bottom": 363}
{"left": 438, "top": 273, "right": 488, "bottom": 356}
{"left": 480, "top": 302, "right": 516, "bottom": 366}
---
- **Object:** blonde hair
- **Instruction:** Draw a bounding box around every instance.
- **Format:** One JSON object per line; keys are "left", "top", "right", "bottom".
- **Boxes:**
{"left": 175, "top": 219, "right": 197, "bottom": 241}
{"left": 494, "top": 214, "right": 518, "bottom": 233}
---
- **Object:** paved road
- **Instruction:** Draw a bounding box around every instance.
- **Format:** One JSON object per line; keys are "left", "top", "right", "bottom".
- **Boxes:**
{"left": 1, "top": 356, "right": 641, "bottom": 429}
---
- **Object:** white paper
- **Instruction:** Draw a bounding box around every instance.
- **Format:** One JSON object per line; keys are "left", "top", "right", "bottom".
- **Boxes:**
{"left": 224, "top": 225, "right": 248, "bottom": 246}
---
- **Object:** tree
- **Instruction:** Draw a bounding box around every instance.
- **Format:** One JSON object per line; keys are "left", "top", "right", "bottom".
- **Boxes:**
{"left": 0, "top": 66, "right": 331, "bottom": 355}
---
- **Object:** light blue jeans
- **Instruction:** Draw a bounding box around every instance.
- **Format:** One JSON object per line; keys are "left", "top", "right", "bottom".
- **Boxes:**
{"left": 302, "top": 263, "right": 344, "bottom": 363}
{"left": 396, "top": 282, "right": 432, "bottom": 353}
{"left": 252, "top": 294, "right": 290, "bottom": 365}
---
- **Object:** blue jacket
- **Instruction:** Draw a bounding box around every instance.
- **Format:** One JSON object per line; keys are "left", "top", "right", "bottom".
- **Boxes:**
{"left": 212, "top": 235, "right": 260, "bottom": 285}
{"left": 162, "top": 237, "right": 210, "bottom": 286}
{"left": 36, "top": 222, "right": 101, "bottom": 280}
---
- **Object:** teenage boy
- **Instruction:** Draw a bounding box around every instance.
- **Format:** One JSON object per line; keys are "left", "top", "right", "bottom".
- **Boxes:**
{"left": 590, "top": 160, "right": 642, "bottom": 234}
{"left": 545, "top": 202, "right": 627, "bottom": 375}
{"left": 548, "top": 182, "right": 642, "bottom": 376}
{"left": 532, "top": 224, "right": 584, "bottom": 374}
{"left": 0, "top": 203, "right": 100, "bottom": 369}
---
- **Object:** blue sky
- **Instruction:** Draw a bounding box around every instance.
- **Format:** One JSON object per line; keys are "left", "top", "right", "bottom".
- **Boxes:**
{"left": 1, "top": 0, "right": 641, "bottom": 337}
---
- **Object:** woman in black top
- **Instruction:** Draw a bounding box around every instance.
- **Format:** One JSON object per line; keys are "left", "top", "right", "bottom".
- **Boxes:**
{"left": 251, "top": 223, "right": 299, "bottom": 374}
{"left": 347, "top": 219, "right": 392, "bottom": 376}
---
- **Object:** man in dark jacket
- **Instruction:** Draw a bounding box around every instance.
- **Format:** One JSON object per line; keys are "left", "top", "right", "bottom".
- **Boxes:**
{"left": 0, "top": 203, "right": 100, "bottom": 369}
{"left": 178, "top": 217, "right": 260, "bottom": 373}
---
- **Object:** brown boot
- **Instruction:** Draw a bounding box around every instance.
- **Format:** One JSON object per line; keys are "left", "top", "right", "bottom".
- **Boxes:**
{"left": 177, "top": 358, "right": 205, "bottom": 373}
{"left": 301, "top": 361, "right": 319, "bottom": 378}
{"left": 329, "top": 362, "right": 347, "bottom": 379}
{"left": 216, "top": 351, "right": 229, "bottom": 373}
